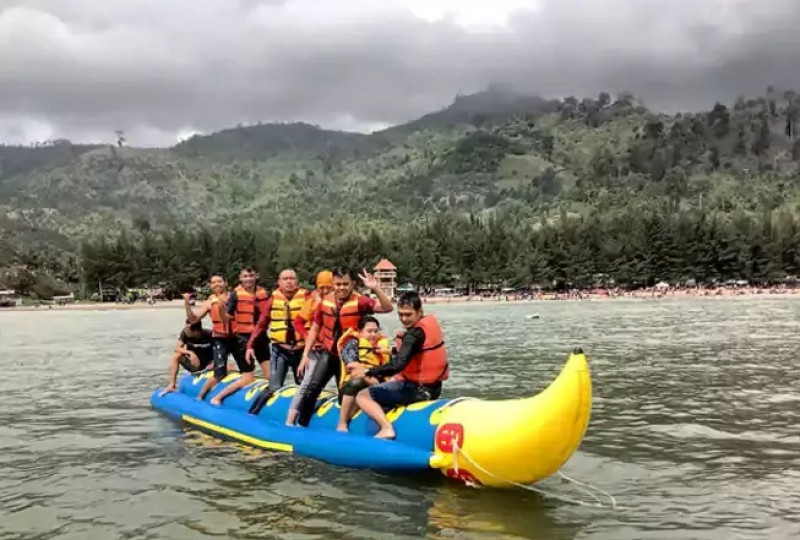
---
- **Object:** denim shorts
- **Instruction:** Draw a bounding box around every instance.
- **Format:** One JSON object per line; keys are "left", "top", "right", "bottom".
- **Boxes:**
{"left": 368, "top": 379, "right": 436, "bottom": 410}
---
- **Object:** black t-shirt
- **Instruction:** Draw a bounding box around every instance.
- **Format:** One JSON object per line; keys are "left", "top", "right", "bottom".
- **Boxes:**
{"left": 179, "top": 329, "right": 213, "bottom": 363}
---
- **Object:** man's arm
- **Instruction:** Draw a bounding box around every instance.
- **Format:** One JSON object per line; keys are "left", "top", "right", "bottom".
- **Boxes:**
{"left": 359, "top": 270, "right": 393, "bottom": 313}
{"left": 255, "top": 292, "right": 269, "bottom": 323}
{"left": 246, "top": 297, "right": 273, "bottom": 350}
{"left": 302, "top": 305, "right": 325, "bottom": 354}
{"left": 184, "top": 294, "right": 210, "bottom": 323}
{"left": 369, "top": 286, "right": 393, "bottom": 313}
{"left": 220, "top": 290, "right": 236, "bottom": 324}
{"left": 293, "top": 315, "right": 309, "bottom": 341}
{"left": 365, "top": 327, "right": 424, "bottom": 378}
{"left": 174, "top": 338, "right": 188, "bottom": 355}
{"left": 302, "top": 321, "right": 320, "bottom": 357}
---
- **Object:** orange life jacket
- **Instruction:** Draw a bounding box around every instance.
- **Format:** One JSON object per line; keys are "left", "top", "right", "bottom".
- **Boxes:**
{"left": 268, "top": 288, "right": 307, "bottom": 346}
{"left": 298, "top": 289, "right": 322, "bottom": 324}
{"left": 232, "top": 285, "right": 268, "bottom": 334}
{"left": 318, "top": 292, "right": 362, "bottom": 355}
{"left": 295, "top": 290, "right": 322, "bottom": 348}
{"left": 394, "top": 315, "right": 449, "bottom": 385}
{"left": 209, "top": 292, "right": 231, "bottom": 338}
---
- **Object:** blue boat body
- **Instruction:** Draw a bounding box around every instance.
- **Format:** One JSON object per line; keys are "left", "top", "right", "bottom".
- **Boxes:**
{"left": 150, "top": 371, "right": 456, "bottom": 472}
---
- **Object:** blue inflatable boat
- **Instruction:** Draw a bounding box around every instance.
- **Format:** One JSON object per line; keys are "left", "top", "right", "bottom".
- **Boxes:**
{"left": 150, "top": 350, "right": 593, "bottom": 488}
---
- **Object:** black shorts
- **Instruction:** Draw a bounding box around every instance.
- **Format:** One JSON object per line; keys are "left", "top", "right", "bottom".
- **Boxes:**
{"left": 179, "top": 352, "right": 212, "bottom": 373}
{"left": 341, "top": 376, "right": 371, "bottom": 397}
{"left": 235, "top": 333, "right": 270, "bottom": 364}
{"left": 212, "top": 336, "right": 254, "bottom": 378}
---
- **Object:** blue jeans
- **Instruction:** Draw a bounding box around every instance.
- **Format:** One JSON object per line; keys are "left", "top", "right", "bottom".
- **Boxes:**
{"left": 368, "top": 379, "right": 441, "bottom": 410}
{"left": 268, "top": 345, "right": 302, "bottom": 392}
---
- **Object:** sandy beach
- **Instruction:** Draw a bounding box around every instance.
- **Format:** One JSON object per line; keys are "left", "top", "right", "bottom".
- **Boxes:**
{"left": 2, "top": 286, "right": 798, "bottom": 313}
{"left": 1, "top": 299, "right": 188, "bottom": 312}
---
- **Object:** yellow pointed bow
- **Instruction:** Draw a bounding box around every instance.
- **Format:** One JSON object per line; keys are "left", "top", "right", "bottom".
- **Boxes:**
{"left": 430, "top": 349, "right": 592, "bottom": 487}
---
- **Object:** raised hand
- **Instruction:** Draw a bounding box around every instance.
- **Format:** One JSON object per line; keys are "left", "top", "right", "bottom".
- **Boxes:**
{"left": 358, "top": 269, "right": 379, "bottom": 290}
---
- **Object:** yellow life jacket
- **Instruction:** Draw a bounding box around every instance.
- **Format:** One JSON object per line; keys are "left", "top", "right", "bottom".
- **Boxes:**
{"left": 336, "top": 328, "right": 391, "bottom": 388}
{"left": 268, "top": 288, "right": 307, "bottom": 345}
{"left": 357, "top": 335, "right": 391, "bottom": 367}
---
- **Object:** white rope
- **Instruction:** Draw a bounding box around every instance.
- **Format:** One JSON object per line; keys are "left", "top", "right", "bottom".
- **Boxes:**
{"left": 451, "top": 440, "right": 617, "bottom": 509}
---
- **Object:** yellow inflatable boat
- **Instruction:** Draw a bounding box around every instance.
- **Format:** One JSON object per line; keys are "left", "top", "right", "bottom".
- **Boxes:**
{"left": 428, "top": 347, "right": 592, "bottom": 486}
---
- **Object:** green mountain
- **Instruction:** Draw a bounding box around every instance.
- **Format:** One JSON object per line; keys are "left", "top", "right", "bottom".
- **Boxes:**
{"left": 2, "top": 86, "right": 800, "bottom": 298}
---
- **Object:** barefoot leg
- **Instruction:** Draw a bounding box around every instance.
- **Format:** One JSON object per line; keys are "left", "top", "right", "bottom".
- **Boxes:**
{"left": 356, "top": 390, "right": 395, "bottom": 439}
{"left": 161, "top": 352, "right": 183, "bottom": 395}
{"left": 336, "top": 395, "right": 357, "bottom": 432}
{"left": 285, "top": 409, "right": 299, "bottom": 426}
{"left": 197, "top": 374, "right": 220, "bottom": 401}
{"left": 210, "top": 372, "right": 254, "bottom": 405}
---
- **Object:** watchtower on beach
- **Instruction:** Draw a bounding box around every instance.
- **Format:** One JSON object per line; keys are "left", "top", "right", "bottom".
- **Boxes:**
{"left": 373, "top": 258, "right": 397, "bottom": 299}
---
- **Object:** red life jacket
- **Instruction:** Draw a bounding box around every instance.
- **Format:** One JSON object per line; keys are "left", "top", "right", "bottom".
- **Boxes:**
{"left": 232, "top": 285, "right": 268, "bottom": 334}
{"left": 394, "top": 315, "right": 449, "bottom": 385}
{"left": 317, "top": 292, "right": 362, "bottom": 354}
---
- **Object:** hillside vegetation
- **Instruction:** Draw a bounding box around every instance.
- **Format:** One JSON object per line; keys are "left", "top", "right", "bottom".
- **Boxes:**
{"left": 2, "top": 86, "right": 800, "bottom": 298}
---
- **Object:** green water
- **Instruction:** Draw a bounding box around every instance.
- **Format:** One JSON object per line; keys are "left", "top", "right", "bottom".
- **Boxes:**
{"left": 2, "top": 297, "right": 799, "bottom": 539}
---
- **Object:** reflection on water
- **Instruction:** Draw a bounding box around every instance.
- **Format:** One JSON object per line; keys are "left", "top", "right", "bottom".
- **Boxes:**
{"left": 2, "top": 297, "right": 800, "bottom": 539}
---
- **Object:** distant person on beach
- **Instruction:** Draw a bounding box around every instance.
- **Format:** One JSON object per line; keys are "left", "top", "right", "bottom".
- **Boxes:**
{"left": 160, "top": 319, "right": 213, "bottom": 395}
{"left": 290, "top": 267, "right": 394, "bottom": 427}
{"left": 282, "top": 270, "right": 334, "bottom": 424}
{"left": 245, "top": 268, "right": 308, "bottom": 394}
{"left": 335, "top": 315, "right": 392, "bottom": 432}
{"left": 349, "top": 291, "right": 449, "bottom": 440}
{"left": 206, "top": 267, "right": 271, "bottom": 405}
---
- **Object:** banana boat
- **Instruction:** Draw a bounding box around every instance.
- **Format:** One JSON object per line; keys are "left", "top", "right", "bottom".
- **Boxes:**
{"left": 149, "top": 348, "right": 592, "bottom": 488}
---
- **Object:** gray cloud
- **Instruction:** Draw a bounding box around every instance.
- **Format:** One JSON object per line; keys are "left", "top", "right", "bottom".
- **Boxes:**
{"left": 1, "top": 0, "right": 799, "bottom": 146}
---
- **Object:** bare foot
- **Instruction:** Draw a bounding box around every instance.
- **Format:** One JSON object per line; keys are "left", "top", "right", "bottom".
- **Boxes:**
{"left": 160, "top": 385, "right": 176, "bottom": 397}
{"left": 210, "top": 397, "right": 222, "bottom": 406}
{"left": 374, "top": 428, "right": 396, "bottom": 440}
{"left": 336, "top": 424, "right": 349, "bottom": 433}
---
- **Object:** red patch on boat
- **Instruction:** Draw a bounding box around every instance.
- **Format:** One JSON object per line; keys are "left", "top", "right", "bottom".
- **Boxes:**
{"left": 444, "top": 467, "right": 482, "bottom": 486}
{"left": 436, "top": 423, "right": 465, "bottom": 453}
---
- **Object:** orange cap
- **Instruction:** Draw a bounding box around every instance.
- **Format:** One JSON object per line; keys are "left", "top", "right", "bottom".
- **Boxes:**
{"left": 316, "top": 270, "right": 334, "bottom": 288}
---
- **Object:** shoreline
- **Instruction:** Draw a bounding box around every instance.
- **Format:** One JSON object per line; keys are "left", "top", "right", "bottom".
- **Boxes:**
{"left": 1, "top": 288, "right": 798, "bottom": 313}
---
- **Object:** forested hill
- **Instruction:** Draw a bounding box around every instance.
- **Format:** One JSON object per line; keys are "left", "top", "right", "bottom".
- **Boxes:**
{"left": 2, "top": 86, "right": 800, "bottom": 299}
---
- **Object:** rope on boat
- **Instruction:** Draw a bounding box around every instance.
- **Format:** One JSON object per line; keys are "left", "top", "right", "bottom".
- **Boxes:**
{"left": 451, "top": 440, "right": 617, "bottom": 509}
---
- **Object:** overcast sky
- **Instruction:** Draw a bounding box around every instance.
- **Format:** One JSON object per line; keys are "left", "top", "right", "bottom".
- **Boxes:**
{"left": 1, "top": 0, "right": 799, "bottom": 147}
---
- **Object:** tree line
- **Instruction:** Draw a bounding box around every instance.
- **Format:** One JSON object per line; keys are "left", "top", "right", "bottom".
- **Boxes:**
{"left": 68, "top": 204, "right": 800, "bottom": 299}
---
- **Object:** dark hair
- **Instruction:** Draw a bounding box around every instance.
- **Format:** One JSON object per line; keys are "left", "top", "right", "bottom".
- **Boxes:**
{"left": 358, "top": 315, "right": 380, "bottom": 330}
{"left": 332, "top": 267, "right": 355, "bottom": 280}
{"left": 209, "top": 272, "right": 226, "bottom": 281}
{"left": 185, "top": 319, "right": 202, "bottom": 331}
{"left": 239, "top": 266, "right": 256, "bottom": 274}
{"left": 397, "top": 291, "right": 422, "bottom": 311}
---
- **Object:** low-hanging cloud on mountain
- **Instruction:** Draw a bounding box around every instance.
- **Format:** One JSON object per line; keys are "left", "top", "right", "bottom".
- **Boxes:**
{"left": 1, "top": 0, "right": 799, "bottom": 146}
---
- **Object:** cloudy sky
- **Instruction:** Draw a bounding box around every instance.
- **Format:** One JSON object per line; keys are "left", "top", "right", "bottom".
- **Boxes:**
{"left": 1, "top": 0, "right": 799, "bottom": 147}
